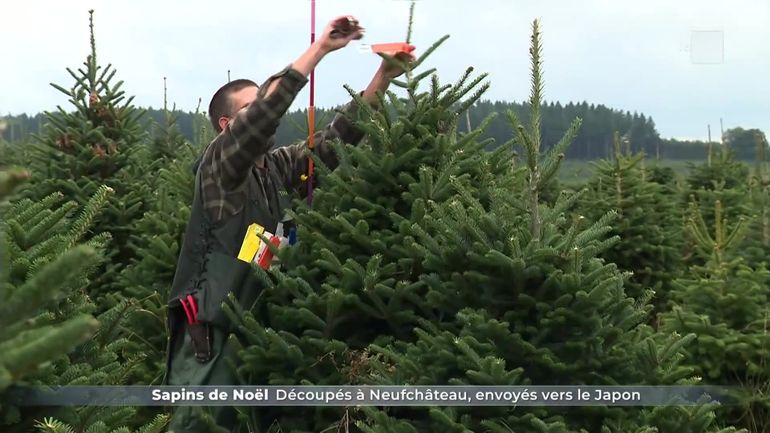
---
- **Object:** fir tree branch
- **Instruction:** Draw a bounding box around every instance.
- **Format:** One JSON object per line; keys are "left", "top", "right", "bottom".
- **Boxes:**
{"left": 66, "top": 184, "right": 113, "bottom": 249}
{"left": 412, "top": 35, "right": 450, "bottom": 71}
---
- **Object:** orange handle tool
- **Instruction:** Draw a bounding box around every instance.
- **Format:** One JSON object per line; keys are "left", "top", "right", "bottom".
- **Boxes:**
{"left": 371, "top": 43, "right": 416, "bottom": 55}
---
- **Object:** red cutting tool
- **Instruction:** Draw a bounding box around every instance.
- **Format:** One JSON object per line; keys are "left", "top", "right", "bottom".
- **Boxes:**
{"left": 179, "top": 294, "right": 199, "bottom": 325}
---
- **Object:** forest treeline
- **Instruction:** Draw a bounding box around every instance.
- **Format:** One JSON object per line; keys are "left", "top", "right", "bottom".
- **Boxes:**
{"left": 2, "top": 99, "right": 767, "bottom": 160}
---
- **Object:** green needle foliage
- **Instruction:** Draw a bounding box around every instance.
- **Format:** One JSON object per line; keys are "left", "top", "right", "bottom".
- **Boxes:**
{"left": 661, "top": 200, "right": 770, "bottom": 433}
{"left": 350, "top": 20, "right": 735, "bottom": 433}
{"left": 216, "top": 18, "right": 741, "bottom": 433}
{"left": 580, "top": 132, "right": 684, "bottom": 317}
{"left": 216, "top": 6, "right": 514, "bottom": 431}
{"left": 0, "top": 185, "right": 107, "bottom": 425}
{"left": 1, "top": 185, "right": 169, "bottom": 433}
{"left": 2, "top": 5, "right": 764, "bottom": 433}
{"left": 19, "top": 10, "right": 153, "bottom": 304}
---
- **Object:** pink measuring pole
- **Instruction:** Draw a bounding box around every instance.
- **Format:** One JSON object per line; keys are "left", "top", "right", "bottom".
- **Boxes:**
{"left": 306, "top": 0, "right": 316, "bottom": 204}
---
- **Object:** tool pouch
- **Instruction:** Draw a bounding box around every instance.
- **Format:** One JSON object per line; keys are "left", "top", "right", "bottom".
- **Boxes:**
{"left": 187, "top": 322, "right": 211, "bottom": 363}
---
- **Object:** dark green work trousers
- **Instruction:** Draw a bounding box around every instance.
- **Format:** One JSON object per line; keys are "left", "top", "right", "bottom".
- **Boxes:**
{"left": 166, "top": 323, "right": 246, "bottom": 433}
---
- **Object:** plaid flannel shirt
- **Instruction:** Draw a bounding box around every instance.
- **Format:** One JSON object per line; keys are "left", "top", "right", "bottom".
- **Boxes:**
{"left": 199, "top": 65, "right": 365, "bottom": 223}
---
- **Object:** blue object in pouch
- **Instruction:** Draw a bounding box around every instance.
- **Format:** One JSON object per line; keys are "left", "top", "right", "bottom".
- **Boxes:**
{"left": 288, "top": 227, "right": 297, "bottom": 245}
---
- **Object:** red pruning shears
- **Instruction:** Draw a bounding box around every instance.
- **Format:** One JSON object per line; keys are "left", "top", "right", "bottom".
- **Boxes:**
{"left": 179, "top": 294, "right": 199, "bottom": 325}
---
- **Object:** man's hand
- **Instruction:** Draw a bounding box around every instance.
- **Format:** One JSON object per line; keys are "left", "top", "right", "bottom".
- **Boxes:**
{"left": 262, "top": 16, "right": 363, "bottom": 103}
{"left": 317, "top": 16, "right": 365, "bottom": 54}
{"left": 362, "top": 51, "right": 415, "bottom": 107}
{"left": 379, "top": 51, "right": 416, "bottom": 79}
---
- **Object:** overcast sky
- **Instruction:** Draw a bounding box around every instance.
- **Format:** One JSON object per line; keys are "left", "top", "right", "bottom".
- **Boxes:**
{"left": 1, "top": 0, "right": 768, "bottom": 140}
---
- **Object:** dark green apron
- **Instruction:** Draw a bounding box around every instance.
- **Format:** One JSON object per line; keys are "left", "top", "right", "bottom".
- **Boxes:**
{"left": 164, "top": 155, "right": 293, "bottom": 433}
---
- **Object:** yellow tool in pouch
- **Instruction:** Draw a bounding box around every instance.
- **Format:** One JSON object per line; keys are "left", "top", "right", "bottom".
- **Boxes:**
{"left": 237, "top": 223, "right": 265, "bottom": 262}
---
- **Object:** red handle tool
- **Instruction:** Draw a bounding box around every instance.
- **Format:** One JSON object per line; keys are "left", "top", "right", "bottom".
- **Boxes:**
{"left": 179, "top": 294, "right": 199, "bottom": 325}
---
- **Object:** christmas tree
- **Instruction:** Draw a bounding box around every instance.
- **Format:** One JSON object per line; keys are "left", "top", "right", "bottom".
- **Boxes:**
{"left": 0, "top": 181, "right": 101, "bottom": 426}
{"left": 580, "top": 132, "right": 684, "bottom": 317}
{"left": 660, "top": 200, "right": 770, "bottom": 433}
{"left": 0, "top": 183, "right": 169, "bottom": 432}
{"left": 347, "top": 21, "right": 736, "bottom": 433}
{"left": 207, "top": 6, "right": 507, "bottom": 430}
{"left": 0, "top": 80, "right": 169, "bottom": 433}
{"left": 213, "top": 17, "right": 741, "bottom": 433}
{"left": 146, "top": 77, "right": 189, "bottom": 161}
{"left": 684, "top": 141, "right": 751, "bottom": 237}
{"left": 20, "top": 10, "right": 153, "bottom": 303}
{"left": 116, "top": 139, "right": 197, "bottom": 386}
{"left": 742, "top": 131, "right": 770, "bottom": 267}
{"left": 112, "top": 78, "right": 199, "bottom": 387}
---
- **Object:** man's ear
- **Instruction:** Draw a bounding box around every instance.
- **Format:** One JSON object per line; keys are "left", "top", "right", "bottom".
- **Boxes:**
{"left": 218, "top": 116, "right": 230, "bottom": 132}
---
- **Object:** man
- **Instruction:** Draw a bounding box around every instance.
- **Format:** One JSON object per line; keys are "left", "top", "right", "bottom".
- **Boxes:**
{"left": 164, "top": 15, "right": 413, "bottom": 432}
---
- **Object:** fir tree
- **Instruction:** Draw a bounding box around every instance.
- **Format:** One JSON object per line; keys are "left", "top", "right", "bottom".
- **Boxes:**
{"left": 580, "top": 132, "right": 684, "bottom": 317}
{"left": 661, "top": 200, "right": 770, "bottom": 433}
{"left": 146, "top": 77, "right": 189, "bottom": 161}
{"left": 190, "top": 97, "right": 216, "bottom": 148}
{"left": 1, "top": 186, "right": 169, "bottom": 432}
{"left": 0, "top": 184, "right": 108, "bottom": 425}
{"left": 212, "top": 5, "right": 511, "bottom": 430}
{"left": 0, "top": 160, "right": 168, "bottom": 432}
{"left": 647, "top": 165, "right": 677, "bottom": 187}
{"left": 349, "top": 20, "right": 737, "bottom": 433}
{"left": 20, "top": 10, "right": 152, "bottom": 303}
{"left": 215, "top": 17, "right": 741, "bottom": 433}
{"left": 115, "top": 138, "right": 197, "bottom": 386}
{"left": 685, "top": 144, "right": 751, "bottom": 231}
{"left": 680, "top": 136, "right": 756, "bottom": 279}
{"left": 742, "top": 133, "right": 770, "bottom": 267}
{"left": 89, "top": 82, "right": 200, "bottom": 433}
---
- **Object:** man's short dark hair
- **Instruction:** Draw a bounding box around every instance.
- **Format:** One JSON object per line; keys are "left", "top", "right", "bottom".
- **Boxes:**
{"left": 208, "top": 79, "right": 258, "bottom": 133}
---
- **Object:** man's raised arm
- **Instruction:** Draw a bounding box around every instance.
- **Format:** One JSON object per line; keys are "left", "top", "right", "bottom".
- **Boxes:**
{"left": 199, "top": 16, "right": 365, "bottom": 222}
